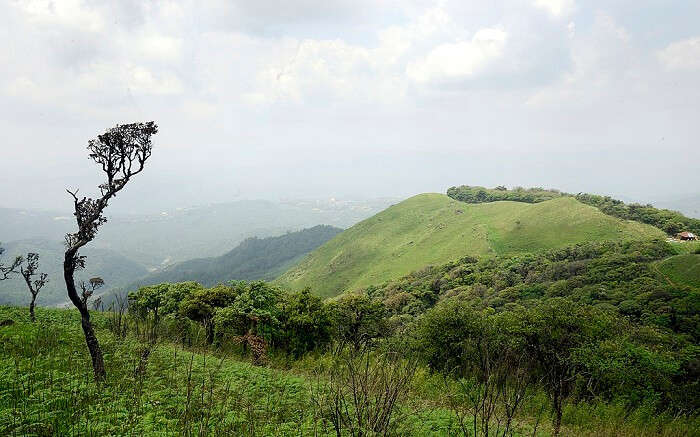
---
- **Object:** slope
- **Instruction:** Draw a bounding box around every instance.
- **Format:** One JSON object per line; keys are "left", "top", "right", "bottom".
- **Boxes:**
{"left": 277, "top": 193, "right": 665, "bottom": 297}
{"left": 111, "top": 225, "right": 343, "bottom": 294}
{"left": 656, "top": 254, "right": 700, "bottom": 288}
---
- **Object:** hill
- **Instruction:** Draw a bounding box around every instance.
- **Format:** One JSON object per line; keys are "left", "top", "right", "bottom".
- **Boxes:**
{"left": 277, "top": 193, "right": 665, "bottom": 297}
{"left": 0, "top": 239, "right": 149, "bottom": 307}
{"left": 114, "top": 225, "right": 342, "bottom": 292}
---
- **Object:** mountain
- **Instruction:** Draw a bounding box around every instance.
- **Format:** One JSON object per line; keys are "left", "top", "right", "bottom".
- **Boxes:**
{"left": 0, "top": 239, "right": 149, "bottom": 307}
{"left": 112, "top": 225, "right": 343, "bottom": 293}
{"left": 0, "top": 198, "right": 396, "bottom": 268}
{"left": 277, "top": 193, "right": 666, "bottom": 297}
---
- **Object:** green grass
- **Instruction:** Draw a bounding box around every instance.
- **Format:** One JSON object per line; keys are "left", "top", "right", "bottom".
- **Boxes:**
{"left": 277, "top": 194, "right": 665, "bottom": 297}
{"left": 656, "top": 254, "right": 700, "bottom": 288}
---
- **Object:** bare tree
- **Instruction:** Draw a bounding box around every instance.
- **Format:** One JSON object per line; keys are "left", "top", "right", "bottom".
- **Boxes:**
{"left": 79, "top": 277, "right": 105, "bottom": 306}
{"left": 20, "top": 253, "right": 49, "bottom": 322}
{"left": 0, "top": 244, "right": 22, "bottom": 281}
{"left": 64, "top": 121, "right": 158, "bottom": 381}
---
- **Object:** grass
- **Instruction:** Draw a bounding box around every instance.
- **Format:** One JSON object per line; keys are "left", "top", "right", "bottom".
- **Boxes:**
{"left": 0, "top": 306, "right": 696, "bottom": 436}
{"left": 277, "top": 194, "right": 665, "bottom": 297}
{"left": 656, "top": 254, "right": 700, "bottom": 288}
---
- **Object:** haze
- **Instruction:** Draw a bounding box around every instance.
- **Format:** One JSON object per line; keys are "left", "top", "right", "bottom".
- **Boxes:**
{"left": 1, "top": 0, "right": 699, "bottom": 214}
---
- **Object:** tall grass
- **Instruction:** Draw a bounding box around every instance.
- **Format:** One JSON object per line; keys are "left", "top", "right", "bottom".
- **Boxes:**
{"left": 0, "top": 306, "right": 697, "bottom": 436}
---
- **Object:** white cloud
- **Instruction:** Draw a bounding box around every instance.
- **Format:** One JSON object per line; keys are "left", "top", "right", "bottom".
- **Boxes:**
{"left": 406, "top": 28, "right": 508, "bottom": 83}
{"left": 137, "top": 35, "right": 184, "bottom": 62}
{"left": 15, "top": 0, "right": 105, "bottom": 32}
{"left": 657, "top": 37, "right": 700, "bottom": 71}
{"left": 533, "top": 0, "right": 575, "bottom": 18}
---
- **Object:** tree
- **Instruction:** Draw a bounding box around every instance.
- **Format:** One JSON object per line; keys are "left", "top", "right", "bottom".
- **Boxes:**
{"left": 180, "top": 284, "right": 238, "bottom": 344}
{"left": 64, "top": 121, "right": 158, "bottom": 381}
{"left": 277, "top": 288, "right": 331, "bottom": 357}
{"left": 520, "top": 299, "right": 619, "bottom": 436}
{"left": 0, "top": 244, "right": 22, "bottom": 281}
{"left": 19, "top": 253, "right": 48, "bottom": 322}
{"left": 327, "top": 293, "right": 387, "bottom": 351}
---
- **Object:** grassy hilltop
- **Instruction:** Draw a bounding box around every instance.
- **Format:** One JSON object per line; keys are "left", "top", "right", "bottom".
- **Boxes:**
{"left": 278, "top": 193, "right": 665, "bottom": 297}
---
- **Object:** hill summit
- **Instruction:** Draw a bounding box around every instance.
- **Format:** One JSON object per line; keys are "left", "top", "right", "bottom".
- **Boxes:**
{"left": 277, "top": 193, "right": 665, "bottom": 297}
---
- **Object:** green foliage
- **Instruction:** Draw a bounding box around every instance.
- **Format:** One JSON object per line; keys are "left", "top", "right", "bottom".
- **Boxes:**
{"left": 447, "top": 185, "right": 565, "bottom": 203}
{"left": 276, "top": 288, "right": 331, "bottom": 357}
{"left": 327, "top": 293, "right": 387, "bottom": 350}
{"left": 213, "top": 281, "right": 282, "bottom": 342}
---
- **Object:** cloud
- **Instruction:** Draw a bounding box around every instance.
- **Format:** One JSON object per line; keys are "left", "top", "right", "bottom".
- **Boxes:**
{"left": 657, "top": 37, "right": 700, "bottom": 71}
{"left": 406, "top": 28, "right": 508, "bottom": 83}
{"left": 532, "top": 0, "right": 575, "bottom": 18}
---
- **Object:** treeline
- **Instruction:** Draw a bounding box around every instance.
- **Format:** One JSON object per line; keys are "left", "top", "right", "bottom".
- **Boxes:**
{"left": 446, "top": 185, "right": 700, "bottom": 235}
{"left": 574, "top": 193, "right": 700, "bottom": 235}
{"left": 446, "top": 185, "right": 565, "bottom": 204}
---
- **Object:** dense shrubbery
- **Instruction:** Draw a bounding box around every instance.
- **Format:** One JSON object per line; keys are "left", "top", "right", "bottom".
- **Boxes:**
{"left": 363, "top": 239, "right": 699, "bottom": 412}
{"left": 446, "top": 185, "right": 700, "bottom": 236}
{"left": 128, "top": 281, "right": 388, "bottom": 361}
{"left": 447, "top": 185, "right": 565, "bottom": 204}
{"left": 125, "top": 238, "right": 700, "bottom": 423}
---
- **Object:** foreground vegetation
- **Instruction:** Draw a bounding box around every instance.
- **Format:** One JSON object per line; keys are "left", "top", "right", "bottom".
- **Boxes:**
{"left": 1, "top": 305, "right": 697, "bottom": 436}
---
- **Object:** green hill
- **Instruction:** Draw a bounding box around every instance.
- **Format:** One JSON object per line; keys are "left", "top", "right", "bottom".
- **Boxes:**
{"left": 277, "top": 193, "right": 665, "bottom": 297}
{"left": 656, "top": 254, "right": 700, "bottom": 288}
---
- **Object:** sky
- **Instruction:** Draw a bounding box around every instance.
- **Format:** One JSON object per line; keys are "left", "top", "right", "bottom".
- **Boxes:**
{"left": 0, "top": 0, "right": 698, "bottom": 214}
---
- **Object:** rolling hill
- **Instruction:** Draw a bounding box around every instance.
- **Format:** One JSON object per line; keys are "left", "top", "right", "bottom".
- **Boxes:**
{"left": 277, "top": 193, "right": 666, "bottom": 297}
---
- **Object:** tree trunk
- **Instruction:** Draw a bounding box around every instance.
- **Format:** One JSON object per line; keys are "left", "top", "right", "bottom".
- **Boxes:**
{"left": 552, "top": 389, "right": 562, "bottom": 437}
{"left": 81, "top": 310, "right": 106, "bottom": 381}
{"left": 64, "top": 250, "right": 106, "bottom": 382}
{"left": 29, "top": 296, "right": 36, "bottom": 322}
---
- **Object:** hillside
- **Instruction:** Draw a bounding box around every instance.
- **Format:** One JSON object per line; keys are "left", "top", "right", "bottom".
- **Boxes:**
{"left": 0, "top": 239, "right": 149, "bottom": 307}
{"left": 656, "top": 254, "right": 700, "bottom": 288}
{"left": 115, "top": 225, "right": 342, "bottom": 292}
{"left": 277, "top": 193, "right": 665, "bottom": 297}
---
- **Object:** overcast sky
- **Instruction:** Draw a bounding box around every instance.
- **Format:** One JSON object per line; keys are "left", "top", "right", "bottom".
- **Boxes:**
{"left": 0, "top": 0, "right": 698, "bottom": 213}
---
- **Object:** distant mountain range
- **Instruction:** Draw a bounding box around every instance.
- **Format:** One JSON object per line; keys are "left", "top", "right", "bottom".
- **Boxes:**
{"left": 109, "top": 225, "right": 342, "bottom": 294}
{"left": 0, "top": 198, "right": 397, "bottom": 268}
{"left": 0, "top": 239, "right": 149, "bottom": 307}
{"left": 0, "top": 198, "right": 396, "bottom": 306}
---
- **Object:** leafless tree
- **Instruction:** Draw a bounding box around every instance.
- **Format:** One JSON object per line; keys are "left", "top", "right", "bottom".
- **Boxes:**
{"left": 79, "top": 277, "right": 105, "bottom": 306}
{"left": 310, "top": 344, "right": 417, "bottom": 436}
{"left": 20, "top": 253, "right": 49, "bottom": 322}
{"left": 64, "top": 121, "right": 158, "bottom": 381}
{"left": 0, "top": 244, "right": 22, "bottom": 281}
